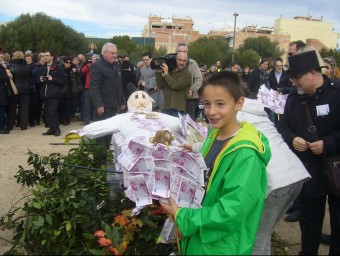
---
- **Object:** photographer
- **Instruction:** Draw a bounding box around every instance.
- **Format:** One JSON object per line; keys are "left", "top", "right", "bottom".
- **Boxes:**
{"left": 39, "top": 50, "right": 67, "bottom": 136}
{"left": 155, "top": 51, "right": 192, "bottom": 117}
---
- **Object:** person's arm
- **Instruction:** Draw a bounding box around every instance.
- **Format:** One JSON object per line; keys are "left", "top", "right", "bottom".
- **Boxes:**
{"left": 277, "top": 96, "right": 300, "bottom": 148}
{"left": 89, "top": 62, "right": 104, "bottom": 109}
{"left": 189, "top": 60, "right": 203, "bottom": 96}
{"left": 155, "top": 71, "right": 165, "bottom": 90}
{"left": 162, "top": 149, "right": 267, "bottom": 243}
{"left": 52, "top": 64, "right": 67, "bottom": 86}
{"left": 81, "top": 63, "right": 91, "bottom": 74}
{"left": 163, "top": 70, "right": 192, "bottom": 91}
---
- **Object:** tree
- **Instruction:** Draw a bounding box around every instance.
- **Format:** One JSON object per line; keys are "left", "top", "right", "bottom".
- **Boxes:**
{"left": 0, "top": 13, "right": 84, "bottom": 55}
{"left": 236, "top": 49, "right": 260, "bottom": 69}
{"left": 237, "top": 36, "right": 283, "bottom": 62}
{"left": 188, "top": 36, "right": 232, "bottom": 67}
{"left": 111, "top": 35, "right": 137, "bottom": 55}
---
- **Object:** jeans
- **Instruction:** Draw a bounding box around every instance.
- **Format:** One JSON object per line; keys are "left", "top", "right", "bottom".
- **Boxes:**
{"left": 252, "top": 180, "right": 305, "bottom": 255}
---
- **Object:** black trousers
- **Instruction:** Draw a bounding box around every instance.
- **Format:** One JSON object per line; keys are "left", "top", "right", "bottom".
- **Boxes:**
{"left": 94, "top": 107, "right": 117, "bottom": 148}
{"left": 299, "top": 189, "right": 340, "bottom": 255}
{"left": 186, "top": 99, "right": 198, "bottom": 121}
{"left": 44, "top": 98, "right": 60, "bottom": 132}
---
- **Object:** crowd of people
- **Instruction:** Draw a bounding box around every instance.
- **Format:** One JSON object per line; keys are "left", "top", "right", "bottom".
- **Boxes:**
{"left": 1, "top": 40, "right": 340, "bottom": 255}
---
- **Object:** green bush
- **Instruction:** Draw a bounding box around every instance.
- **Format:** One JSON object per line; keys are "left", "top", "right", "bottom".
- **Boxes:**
{"left": 0, "top": 139, "right": 175, "bottom": 255}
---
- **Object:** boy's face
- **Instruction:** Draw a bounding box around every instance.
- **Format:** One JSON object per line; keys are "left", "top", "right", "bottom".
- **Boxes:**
{"left": 203, "top": 85, "right": 243, "bottom": 131}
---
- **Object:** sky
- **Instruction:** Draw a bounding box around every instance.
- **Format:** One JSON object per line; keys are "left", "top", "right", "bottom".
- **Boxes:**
{"left": 0, "top": 0, "right": 339, "bottom": 43}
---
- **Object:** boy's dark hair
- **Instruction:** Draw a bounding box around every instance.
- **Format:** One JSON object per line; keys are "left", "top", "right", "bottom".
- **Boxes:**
{"left": 201, "top": 71, "right": 244, "bottom": 101}
{"left": 122, "top": 60, "right": 131, "bottom": 69}
{"left": 142, "top": 52, "right": 152, "bottom": 58}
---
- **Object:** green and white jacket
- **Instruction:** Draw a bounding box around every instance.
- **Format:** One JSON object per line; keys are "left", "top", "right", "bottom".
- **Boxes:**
{"left": 175, "top": 121, "right": 271, "bottom": 255}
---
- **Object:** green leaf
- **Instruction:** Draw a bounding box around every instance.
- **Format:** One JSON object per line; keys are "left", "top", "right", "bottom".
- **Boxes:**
{"left": 89, "top": 249, "right": 104, "bottom": 255}
{"left": 45, "top": 214, "right": 52, "bottom": 225}
{"left": 66, "top": 221, "right": 72, "bottom": 231}
{"left": 33, "top": 216, "right": 44, "bottom": 227}
{"left": 41, "top": 239, "right": 47, "bottom": 245}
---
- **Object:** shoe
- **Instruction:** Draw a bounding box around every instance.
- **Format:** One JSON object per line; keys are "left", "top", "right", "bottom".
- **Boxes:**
{"left": 54, "top": 129, "right": 61, "bottom": 136}
{"left": 284, "top": 210, "right": 300, "bottom": 222}
{"left": 320, "top": 234, "right": 331, "bottom": 245}
{"left": 0, "top": 129, "right": 10, "bottom": 134}
{"left": 286, "top": 204, "right": 297, "bottom": 214}
{"left": 42, "top": 129, "right": 55, "bottom": 136}
{"left": 29, "top": 122, "right": 35, "bottom": 127}
{"left": 36, "top": 121, "right": 40, "bottom": 125}
{"left": 63, "top": 121, "right": 70, "bottom": 126}
{"left": 21, "top": 127, "right": 27, "bottom": 130}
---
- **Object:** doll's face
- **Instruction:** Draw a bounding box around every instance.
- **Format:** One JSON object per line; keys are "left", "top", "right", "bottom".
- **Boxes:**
{"left": 127, "top": 91, "right": 153, "bottom": 113}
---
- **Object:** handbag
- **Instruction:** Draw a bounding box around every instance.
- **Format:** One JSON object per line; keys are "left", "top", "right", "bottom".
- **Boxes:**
{"left": 322, "top": 156, "right": 340, "bottom": 196}
{"left": 303, "top": 99, "right": 340, "bottom": 196}
{"left": 72, "top": 76, "right": 83, "bottom": 95}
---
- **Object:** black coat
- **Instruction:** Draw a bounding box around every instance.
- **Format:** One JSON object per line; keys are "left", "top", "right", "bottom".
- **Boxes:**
{"left": 89, "top": 58, "right": 125, "bottom": 109}
{"left": 247, "top": 67, "right": 269, "bottom": 98}
{"left": 277, "top": 76, "right": 340, "bottom": 197}
{"left": 268, "top": 69, "right": 290, "bottom": 91}
{"left": 0, "top": 64, "right": 9, "bottom": 105}
{"left": 39, "top": 62, "right": 67, "bottom": 99}
{"left": 121, "top": 69, "right": 136, "bottom": 101}
{"left": 29, "top": 63, "right": 42, "bottom": 106}
{"left": 9, "top": 59, "right": 31, "bottom": 94}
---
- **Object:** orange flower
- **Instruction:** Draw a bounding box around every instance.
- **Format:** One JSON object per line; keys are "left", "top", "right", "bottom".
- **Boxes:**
{"left": 94, "top": 230, "right": 106, "bottom": 238}
{"left": 108, "top": 246, "right": 120, "bottom": 255}
{"left": 97, "top": 237, "right": 112, "bottom": 247}
{"left": 114, "top": 214, "right": 128, "bottom": 227}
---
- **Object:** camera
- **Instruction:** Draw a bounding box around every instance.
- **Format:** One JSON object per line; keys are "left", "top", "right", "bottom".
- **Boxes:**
{"left": 150, "top": 53, "right": 177, "bottom": 72}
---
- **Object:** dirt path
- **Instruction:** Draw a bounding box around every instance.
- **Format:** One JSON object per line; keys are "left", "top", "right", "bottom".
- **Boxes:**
{"left": 0, "top": 121, "right": 83, "bottom": 254}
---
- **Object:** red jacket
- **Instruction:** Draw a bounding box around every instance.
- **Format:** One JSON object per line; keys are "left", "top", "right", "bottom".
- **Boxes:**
{"left": 81, "top": 63, "right": 92, "bottom": 89}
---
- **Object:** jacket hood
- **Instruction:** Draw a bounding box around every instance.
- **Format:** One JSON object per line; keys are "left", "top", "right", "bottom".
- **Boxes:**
{"left": 204, "top": 121, "right": 271, "bottom": 191}
{"left": 241, "top": 98, "right": 267, "bottom": 116}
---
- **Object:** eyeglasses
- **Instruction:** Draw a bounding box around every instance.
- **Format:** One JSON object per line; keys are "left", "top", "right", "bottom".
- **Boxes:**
{"left": 65, "top": 61, "right": 72, "bottom": 64}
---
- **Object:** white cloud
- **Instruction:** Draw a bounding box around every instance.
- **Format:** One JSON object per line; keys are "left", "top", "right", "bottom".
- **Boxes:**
{"left": 1, "top": 0, "right": 339, "bottom": 39}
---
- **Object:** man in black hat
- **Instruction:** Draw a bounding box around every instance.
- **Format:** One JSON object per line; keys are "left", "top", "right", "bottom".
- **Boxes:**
{"left": 277, "top": 46, "right": 340, "bottom": 255}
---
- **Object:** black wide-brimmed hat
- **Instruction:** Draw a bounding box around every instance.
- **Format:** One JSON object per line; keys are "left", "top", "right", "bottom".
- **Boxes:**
{"left": 288, "top": 48, "right": 326, "bottom": 78}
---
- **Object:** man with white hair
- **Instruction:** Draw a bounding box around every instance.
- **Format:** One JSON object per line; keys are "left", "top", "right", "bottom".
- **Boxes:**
{"left": 89, "top": 42, "right": 126, "bottom": 146}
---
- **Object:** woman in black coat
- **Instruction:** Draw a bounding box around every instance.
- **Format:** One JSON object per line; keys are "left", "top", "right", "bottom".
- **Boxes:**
{"left": 7, "top": 51, "right": 31, "bottom": 130}
{"left": 0, "top": 48, "right": 11, "bottom": 134}
{"left": 59, "top": 56, "right": 77, "bottom": 125}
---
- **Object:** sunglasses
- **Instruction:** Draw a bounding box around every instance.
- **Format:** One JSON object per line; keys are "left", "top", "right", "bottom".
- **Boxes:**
{"left": 65, "top": 61, "right": 72, "bottom": 64}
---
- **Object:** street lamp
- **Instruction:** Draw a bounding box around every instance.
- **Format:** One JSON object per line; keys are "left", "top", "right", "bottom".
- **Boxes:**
{"left": 232, "top": 13, "right": 239, "bottom": 61}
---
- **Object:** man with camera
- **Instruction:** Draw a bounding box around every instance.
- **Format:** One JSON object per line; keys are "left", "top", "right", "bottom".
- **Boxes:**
{"left": 39, "top": 50, "right": 67, "bottom": 136}
{"left": 155, "top": 51, "right": 192, "bottom": 117}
